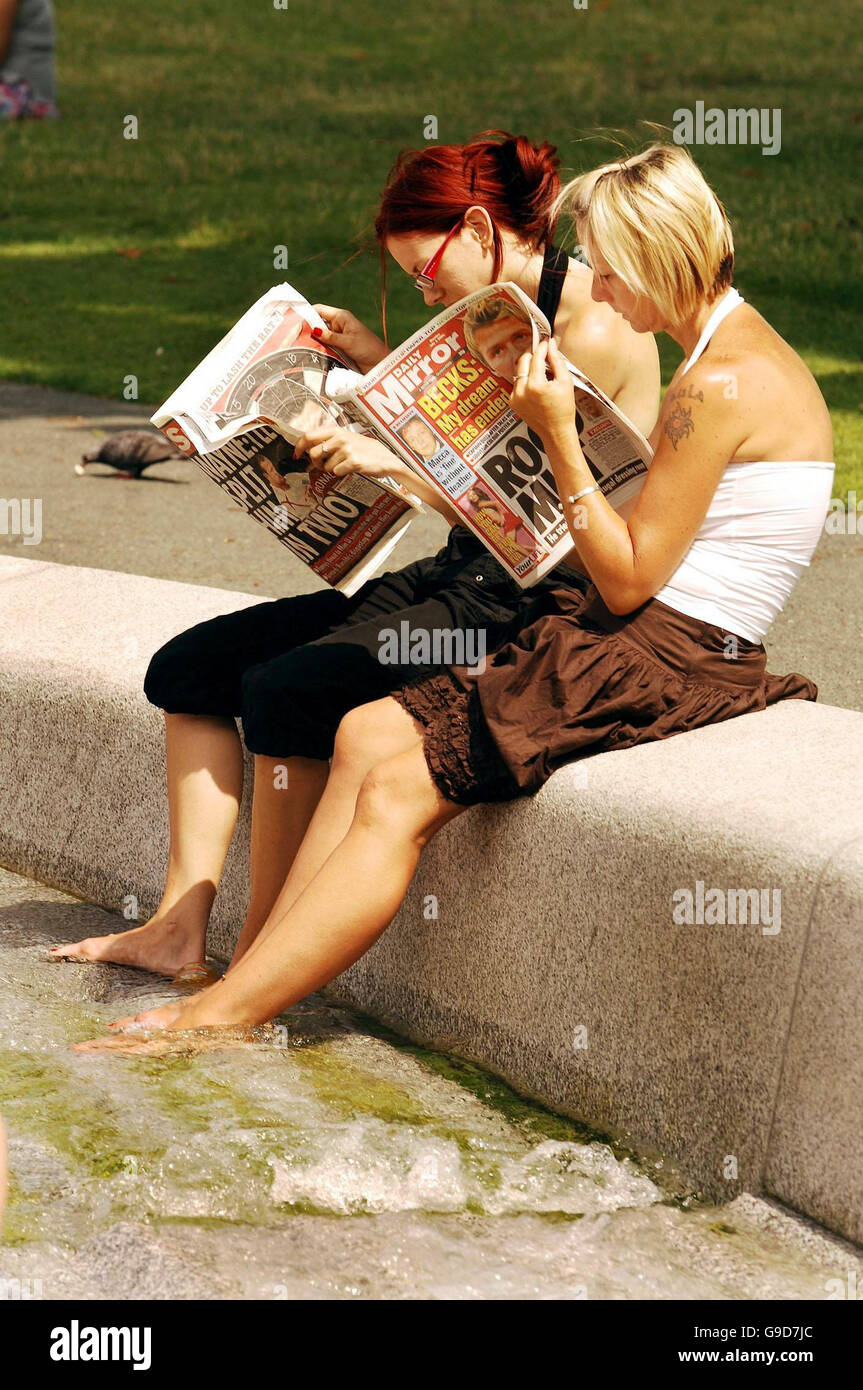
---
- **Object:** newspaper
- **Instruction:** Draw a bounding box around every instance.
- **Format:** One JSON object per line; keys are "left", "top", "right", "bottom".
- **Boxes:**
{"left": 151, "top": 286, "right": 421, "bottom": 596}
{"left": 153, "top": 280, "right": 653, "bottom": 593}
{"left": 344, "top": 281, "right": 653, "bottom": 587}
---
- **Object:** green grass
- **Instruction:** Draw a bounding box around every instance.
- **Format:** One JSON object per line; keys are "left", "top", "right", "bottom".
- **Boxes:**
{"left": 1, "top": 0, "right": 860, "bottom": 494}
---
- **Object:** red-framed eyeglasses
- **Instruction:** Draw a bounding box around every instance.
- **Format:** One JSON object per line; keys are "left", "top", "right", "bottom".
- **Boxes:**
{"left": 414, "top": 218, "right": 463, "bottom": 291}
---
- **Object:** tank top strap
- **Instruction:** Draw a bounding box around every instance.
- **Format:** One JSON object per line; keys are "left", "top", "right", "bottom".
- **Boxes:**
{"left": 682, "top": 287, "right": 745, "bottom": 375}
{"left": 536, "top": 244, "right": 569, "bottom": 330}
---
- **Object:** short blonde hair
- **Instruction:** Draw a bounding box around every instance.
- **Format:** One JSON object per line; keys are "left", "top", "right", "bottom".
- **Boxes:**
{"left": 556, "top": 144, "right": 734, "bottom": 322}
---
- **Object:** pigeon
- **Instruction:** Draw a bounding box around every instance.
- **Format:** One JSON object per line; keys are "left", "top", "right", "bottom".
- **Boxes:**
{"left": 76, "top": 429, "right": 186, "bottom": 479}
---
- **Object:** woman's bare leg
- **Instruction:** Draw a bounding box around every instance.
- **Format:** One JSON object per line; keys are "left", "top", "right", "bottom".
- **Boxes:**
{"left": 230, "top": 755, "right": 330, "bottom": 965}
{"left": 107, "top": 698, "right": 423, "bottom": 1027}
{"left": 51, "top": 713, "right": 244, "bottom": 973}
{"left": 190, "top": 741, "right": 460, "bottom": 1028}
{"left": 80, "top": 702, "right": 466, "bottom": 1048}
{"left": 52, "top": 708, "right": 335, "bottom": 977}
{"left": 109, "top": 698, "right": 429, "bottom": 1026}
{"left": 226, "top": 699, "right": 425, "bottom": 971}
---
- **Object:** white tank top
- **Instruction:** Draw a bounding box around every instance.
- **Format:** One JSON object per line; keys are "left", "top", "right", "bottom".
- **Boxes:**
{"left": 654, "top": 288, "right": 834, "bottom": 643}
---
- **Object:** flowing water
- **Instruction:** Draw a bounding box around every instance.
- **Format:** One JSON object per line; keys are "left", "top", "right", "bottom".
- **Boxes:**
{"left": 1, "top": 867, "right": 860, "bottom": 1301}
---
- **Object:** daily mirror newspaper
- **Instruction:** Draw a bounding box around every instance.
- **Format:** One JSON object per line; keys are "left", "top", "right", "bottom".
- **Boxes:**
{"left": 345, "top": 281, "right": 653, "bottom": 587}
{"left": 153, "top": 280, "right": 654, "bottom": 593}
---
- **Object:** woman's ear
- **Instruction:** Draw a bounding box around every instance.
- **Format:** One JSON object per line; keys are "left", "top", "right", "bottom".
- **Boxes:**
{"left": 463, "top": 205, "right": 495, "bottom": 253}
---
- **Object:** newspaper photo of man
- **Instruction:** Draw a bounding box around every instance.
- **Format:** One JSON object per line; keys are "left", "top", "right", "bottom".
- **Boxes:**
{"left": 574, "top": 388, "right": 605, "bottom": 421}
{"left": 463, "top": 294, "right": 535, "bottom": 386}
{"left": 395, "top": 415, "right": 443, "bottom": 462}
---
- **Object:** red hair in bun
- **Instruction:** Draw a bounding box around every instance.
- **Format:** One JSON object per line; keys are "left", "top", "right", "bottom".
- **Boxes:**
{"left": 374, "top": 131, "right": 561, "bottom": 338}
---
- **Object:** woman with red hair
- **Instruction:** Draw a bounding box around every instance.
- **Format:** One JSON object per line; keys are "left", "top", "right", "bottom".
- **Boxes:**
{"left": 52, "top": 133, "right": 659, "bottom": 982}
{"left": 313, "top": 132, "right": 658, "bottom": 428}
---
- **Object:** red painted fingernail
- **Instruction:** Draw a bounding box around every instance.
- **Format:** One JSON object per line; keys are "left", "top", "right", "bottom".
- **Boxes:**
{"left": 310, "top": 327, "right": 323, "bottom": 339}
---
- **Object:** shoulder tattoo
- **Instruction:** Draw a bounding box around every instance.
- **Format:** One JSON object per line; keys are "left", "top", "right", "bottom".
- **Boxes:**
{"left": 663, "top": 385, "right": 705, "bottom": 451}
{"left": 663, "top": 402, "right": 696, "bottom": 451}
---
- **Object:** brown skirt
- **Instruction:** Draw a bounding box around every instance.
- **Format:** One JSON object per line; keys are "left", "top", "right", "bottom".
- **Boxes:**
{"left": 390, "top": 583, "right": 817, "bottom": 806}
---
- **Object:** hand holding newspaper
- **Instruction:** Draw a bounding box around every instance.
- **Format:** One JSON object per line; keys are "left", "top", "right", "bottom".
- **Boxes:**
{"left": 153, "top": 280, "right": 653, "bottom": 593}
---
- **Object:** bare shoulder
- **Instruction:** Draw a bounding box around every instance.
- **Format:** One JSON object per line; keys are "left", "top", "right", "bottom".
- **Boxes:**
{"left": 657, "top": 356, "right": 739, "bottom": 457}
{"left": 557, "top": 263, "right": 644, "bottom": 357}
{"left": 712, "top": 306, "right": 823, "bottom": 402}
{"left": 663, "top": 305, "right": 832, "bottom": 462}
{"left": 556, "top": 260, "right": 660, "bottom": 420}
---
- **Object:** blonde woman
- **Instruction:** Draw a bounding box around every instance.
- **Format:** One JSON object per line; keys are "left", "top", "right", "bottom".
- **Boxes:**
{"left": 79, "top": 145, "right": 832, "bottom": 1050}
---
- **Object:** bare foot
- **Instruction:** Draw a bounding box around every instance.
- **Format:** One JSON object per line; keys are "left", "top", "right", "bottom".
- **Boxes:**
{"left": 76, "top": 975, "right": 271, "bottom": 1054}
{"left": 73, "top": 1023, "right": 276, "bottom": 1057}
{"left": 108, "top": 981, "right": 223, "bottom": 1033}
{"left": 48, "top": 915, "right": 206, "bottom": 977}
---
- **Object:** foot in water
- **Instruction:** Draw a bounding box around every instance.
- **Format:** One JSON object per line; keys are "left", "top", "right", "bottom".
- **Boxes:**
{"left": 107, "top": 980, "right": 222, "bottom": 1033}
{"left": 74, "top": 979, "right": 267, "bottom": 1054}
{"left": 72, "top": 1023, "right": 275, "bottom": 1057}
{"left": 48, "top": 916, "right": 207, "bottom": 977}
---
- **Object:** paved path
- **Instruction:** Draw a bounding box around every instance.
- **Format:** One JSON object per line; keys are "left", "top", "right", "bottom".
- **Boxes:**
{"left": 1, "top": 379, "right": 860, "bottom": 712}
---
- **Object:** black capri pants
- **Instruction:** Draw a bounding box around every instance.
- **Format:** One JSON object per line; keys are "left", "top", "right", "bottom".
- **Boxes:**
{"left": 144, "top": 526, "right": 587, "bottom": 760}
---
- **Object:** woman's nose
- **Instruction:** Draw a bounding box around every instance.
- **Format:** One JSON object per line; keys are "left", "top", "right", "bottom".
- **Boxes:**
{"left": 590, "top": 274, "right": 607, "bottom": 305}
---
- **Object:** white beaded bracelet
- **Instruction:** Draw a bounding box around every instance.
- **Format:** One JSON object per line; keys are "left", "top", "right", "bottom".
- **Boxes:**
{"left": 567, "top": 484, "right": 600, "bottom": 505}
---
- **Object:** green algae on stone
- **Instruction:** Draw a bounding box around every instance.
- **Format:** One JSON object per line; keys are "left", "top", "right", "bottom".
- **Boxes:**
{"left": 0, "top": 1048, "right": 163, "bottom": 1181}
